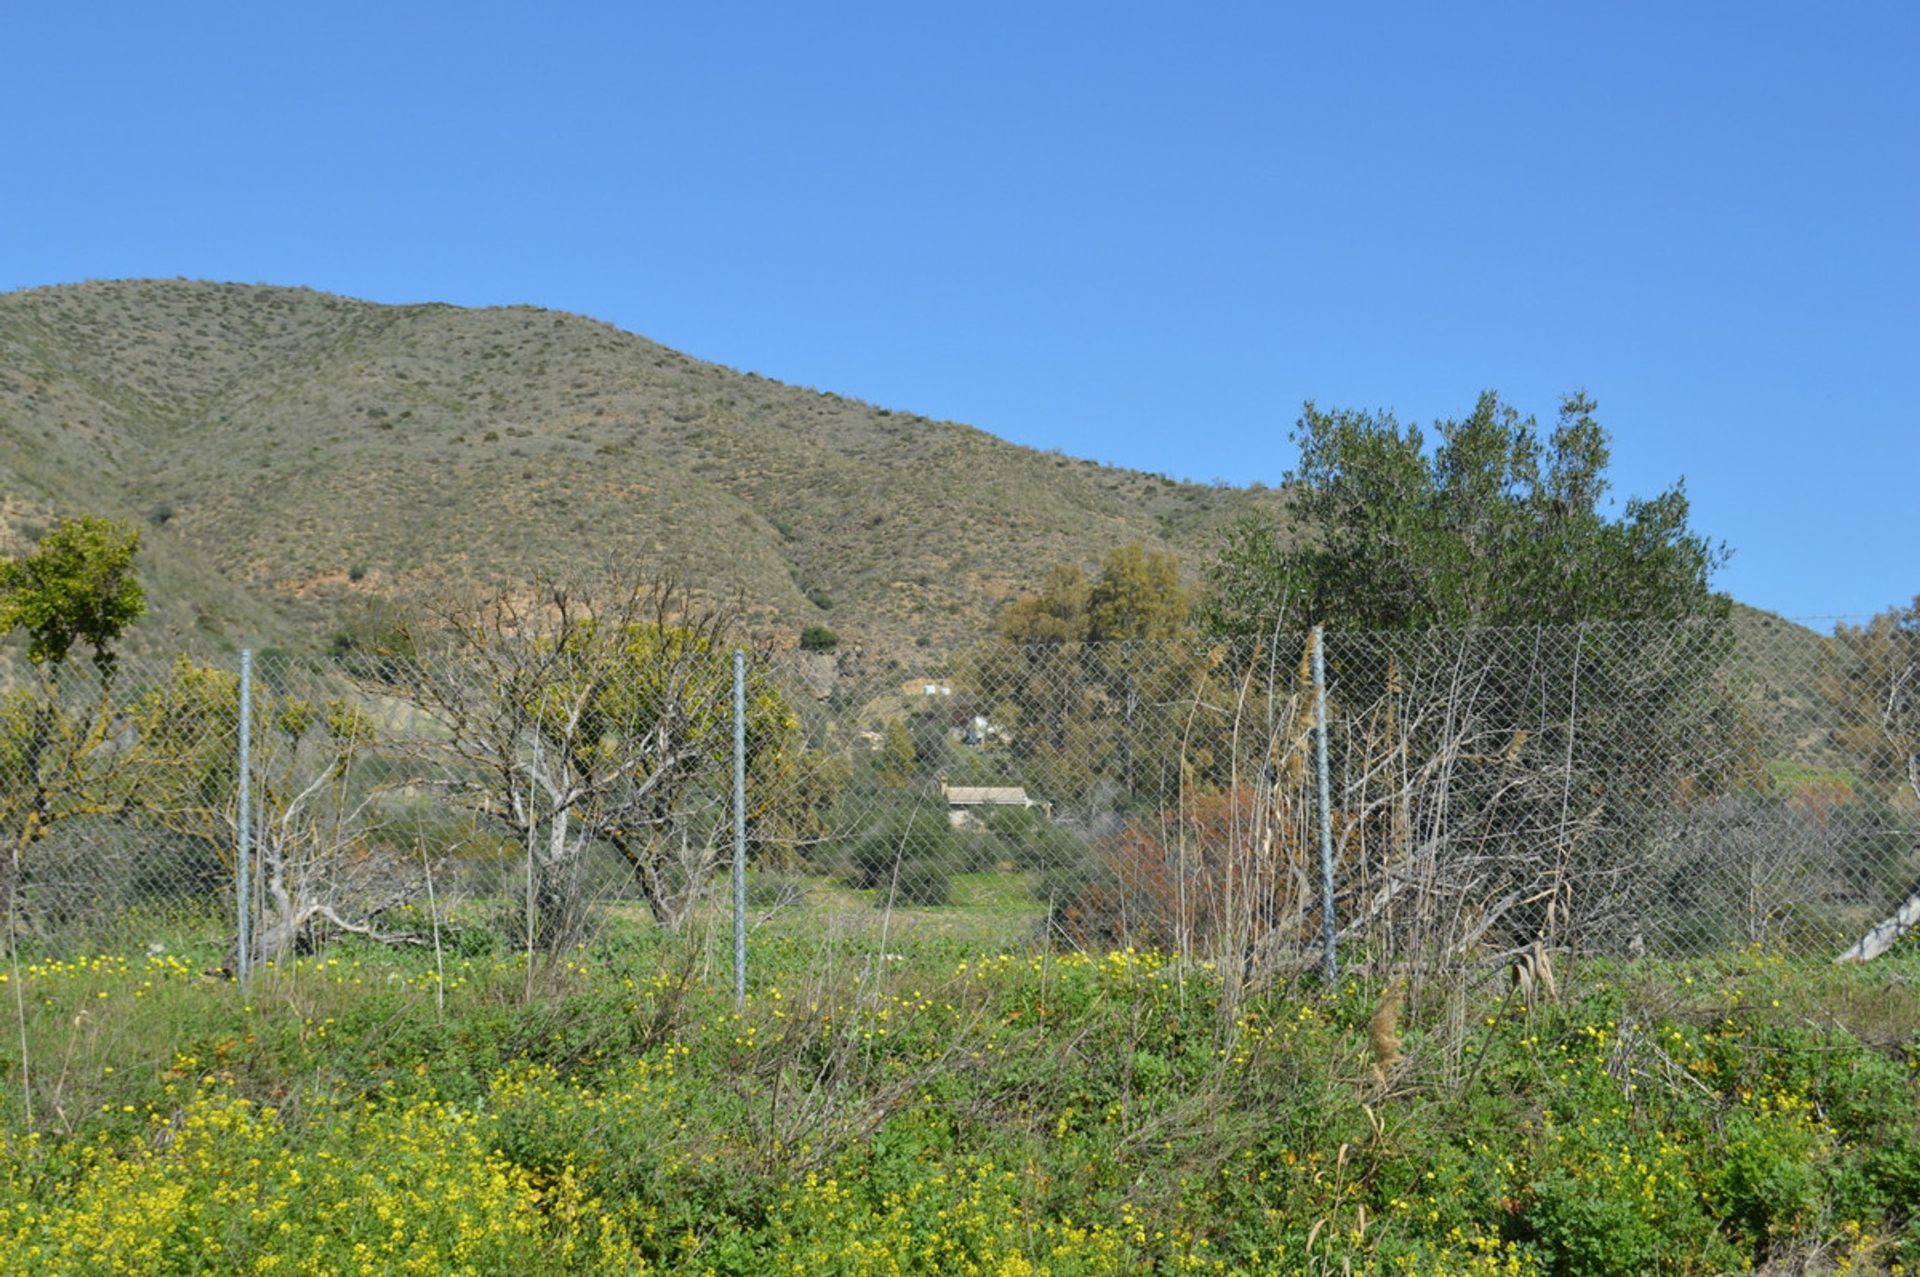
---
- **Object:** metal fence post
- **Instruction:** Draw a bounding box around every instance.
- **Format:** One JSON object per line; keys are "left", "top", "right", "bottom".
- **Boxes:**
{"left": 1311, "top": 627, "right": 1337, "bottom": 985}
{"left": 732, "top": 648, "right": 747, "bottom": 1009}
{"left": 236, "top": 649, "right": 252, "bottom": 990}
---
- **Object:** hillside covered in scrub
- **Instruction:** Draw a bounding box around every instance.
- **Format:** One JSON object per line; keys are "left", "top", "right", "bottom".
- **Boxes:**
{"left": 0, "top": 279, "right": 1284, "bottom": 660}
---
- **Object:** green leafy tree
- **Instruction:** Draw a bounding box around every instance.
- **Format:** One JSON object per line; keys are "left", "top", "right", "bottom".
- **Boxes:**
{"left": 998, "top": 545, "right": 1189, "bottom": 646}
{"left": 1206, "top": 392, "right": 1727, "bottom": 633}
{"left": 0, "top": 515, "right": 146, "bottom": 675}
{"left": 977, "top": 544, "right": 1201, "bottom": 816}
{"left": 1, "top": 517, "right": 147, "bottom": 925}
{"left": 1203, "top": 396, "right": 1741, "bottom": 953}
{"left": 1087, "top": 544, "right": 1189, "bottom": 641}
{"left": 874, "top": 718, "right": 918, "bottom": 790}
{"left": 997, "top": 563, "right": 1094, "bottom": 645}
{"left": 840, "top": 798, "right": 965, "bottom": 906}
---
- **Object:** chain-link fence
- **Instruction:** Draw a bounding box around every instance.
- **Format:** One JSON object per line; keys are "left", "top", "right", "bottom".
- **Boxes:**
{"left": 3, "top": 614, "right": 1917, "bottom": 987}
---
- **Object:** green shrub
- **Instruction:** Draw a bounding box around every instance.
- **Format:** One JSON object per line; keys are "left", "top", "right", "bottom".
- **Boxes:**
{"left": 799, "top": 624, "right": 838, "bottom": 652}
{"left": 1525, "top": 1173, "right": 1664, "bottom": 1277}
{"left": 980, "top": 804, "right": 1087, "bottom": 873}
{"left": 839, "top": 800, "right": 961, "bottom": 905}
{"left": 1710, "top": 1107, "right": 1827, "bottom": 1253}
{"left": 890, "top": 856, "right": 955, "bottom": 905}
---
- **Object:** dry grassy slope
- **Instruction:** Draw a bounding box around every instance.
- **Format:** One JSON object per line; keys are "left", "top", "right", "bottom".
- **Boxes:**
{"left": 1728, "top": 602, "right": 1849, "bottom": 770}
{"left": 0, "top": 279, "right": 1284, "bottom": 662}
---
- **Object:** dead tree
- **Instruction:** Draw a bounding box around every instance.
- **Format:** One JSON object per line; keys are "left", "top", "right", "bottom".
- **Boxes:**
{"left": 132, "top": 657, "right": 423, "bottom": 966}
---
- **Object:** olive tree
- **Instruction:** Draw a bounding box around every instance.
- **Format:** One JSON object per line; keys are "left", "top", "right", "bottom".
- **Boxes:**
{"left": 1202, "top": 394, "right": 1739, "bottom": 957}
{"left": 1205, "top": 392, "right": 1726, "bottom": 633}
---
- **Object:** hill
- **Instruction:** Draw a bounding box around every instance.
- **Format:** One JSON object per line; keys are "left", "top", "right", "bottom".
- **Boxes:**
{"left": 0, "top": 279, "right": 1284, "bottom": 662}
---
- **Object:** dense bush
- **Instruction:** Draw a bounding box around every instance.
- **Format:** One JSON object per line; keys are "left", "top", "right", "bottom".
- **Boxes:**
{"left": 979, "top": 803, "right": 1088, "bottom": 872}
{"left": 839, "top": 799, "right": 965, "bottom": 905}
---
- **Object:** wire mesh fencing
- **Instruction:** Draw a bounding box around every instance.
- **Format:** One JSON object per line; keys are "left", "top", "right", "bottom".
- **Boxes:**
{"left": 2, "top": 613, "right": 1916, "bottom": 986}
{"left": 752, "top": 616, "right": 1920, "bottom": 975}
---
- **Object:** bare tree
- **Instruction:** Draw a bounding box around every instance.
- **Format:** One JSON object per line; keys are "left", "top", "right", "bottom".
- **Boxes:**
{"left": 370, "top": 570, "right": 782, "bottom": 945}
{"left": 132, "top": 657, "right": 423, "bottom": 966}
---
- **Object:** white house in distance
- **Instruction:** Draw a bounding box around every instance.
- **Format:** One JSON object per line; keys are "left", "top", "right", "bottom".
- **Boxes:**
{"left": 901, "top": 680, "right": 954, "bottom": 698}
{"left": 940, "top": 782, "right": 1050, "bottom": 829}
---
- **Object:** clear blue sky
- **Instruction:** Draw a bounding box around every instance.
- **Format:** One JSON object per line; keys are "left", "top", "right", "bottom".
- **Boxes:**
{"left": 4, "top": 2, "right": 1914, "bottom": 620}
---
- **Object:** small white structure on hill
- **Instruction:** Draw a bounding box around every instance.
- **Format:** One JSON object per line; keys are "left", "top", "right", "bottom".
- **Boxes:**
{"left": 902, "top": 680, "right": 954, "bottom": 698}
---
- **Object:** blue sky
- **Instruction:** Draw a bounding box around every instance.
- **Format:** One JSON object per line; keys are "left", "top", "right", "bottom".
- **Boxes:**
{"left": 3, "top": 2, "right": 1914, "bottom": 620}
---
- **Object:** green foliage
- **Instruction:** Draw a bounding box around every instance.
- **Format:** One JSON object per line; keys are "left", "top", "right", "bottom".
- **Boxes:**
{"left": 751, "top": 739, "right": 849, "bottom": 871}
{"left": 1086, "top": 543, "right": 1188, "bottom": 641}
{"left": 998, "top": 543, "right": 1189, "bottom": 644}
{"left": 1206, "top": 392, "right": 1728, "bottom": 633}
{"left": 326, "top": 599, "right": 416, "bottom": 668}
{"left": 127, "top": 655, "right": 379, "bottom": 878}
{"left": 975, "top": 543, "right": 1208, "bottom": 818}
{"left": 1196, "top": 398, "right": 1742, "bottom": 954}
{"left": 561, "top": 622, "right": 763, "bottom": 764}
{"left": 798, "top": 624, "right": 839, "bottom": 652}
{"left": 840, "top": 799, "right": 965, "bottom": 905}
{"left": 997, "top": 563, "right": 1092, "bottom": 643}
{"left": 0, "top": 520, "right": 150, "bottom": 875}
{"left": 1709, "top": 1107, "right": 1827, "bottom": 1251}
{"left": 873, "top": 718, "right": 917, "bottom": 790}
{"left": 978, "top": 803, "right": 1088, "bottom": 873}
{"left": 1828, "top": 596, "right": 1919, "bottom": 802}
{"left": 0, "top": 515, "right": 146, "bottom": 674}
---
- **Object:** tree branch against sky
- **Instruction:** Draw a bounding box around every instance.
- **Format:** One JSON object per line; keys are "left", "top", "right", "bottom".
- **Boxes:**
{"left": 1205, "top": 393, "right": 1728, "bottom": 635}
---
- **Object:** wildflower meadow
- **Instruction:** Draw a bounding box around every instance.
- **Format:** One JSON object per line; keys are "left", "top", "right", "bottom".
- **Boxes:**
{"left": 5, "top": 932, "right": 1920, "bottom": 1275}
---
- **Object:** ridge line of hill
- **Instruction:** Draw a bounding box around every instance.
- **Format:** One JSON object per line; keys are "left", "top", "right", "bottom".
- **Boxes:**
{"left": 0, "top": 278, "right": 1287, "bottom": 664}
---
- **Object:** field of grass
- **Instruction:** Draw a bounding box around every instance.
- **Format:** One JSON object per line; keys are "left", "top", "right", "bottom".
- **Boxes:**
{"left": 744, "top": 871, "right": 1048, "bottom": 948}
{"left": 6, "top": 910, "right": 1920, "bottom": 1276}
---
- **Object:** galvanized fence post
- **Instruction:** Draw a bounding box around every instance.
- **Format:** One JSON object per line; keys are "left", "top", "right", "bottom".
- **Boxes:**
{"left": 236, "top": 649, "right": 252, "bottom": 990}
{"left": 1311, "top": 626, "right": 1337, "bottom": 985}
{"left": 732, "top": 649, "right": 747, "bottom": 1009}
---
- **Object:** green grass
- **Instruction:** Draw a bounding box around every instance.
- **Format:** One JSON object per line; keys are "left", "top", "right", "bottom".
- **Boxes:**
{"left": 5, "top": 924, "right": 1920, "bottom": 1274}
{"left": 1766, "top": 756, "right": 1875, "bottom": 798}
{"left": 746, "top": 870, "right": 1045, "bottom": 946}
